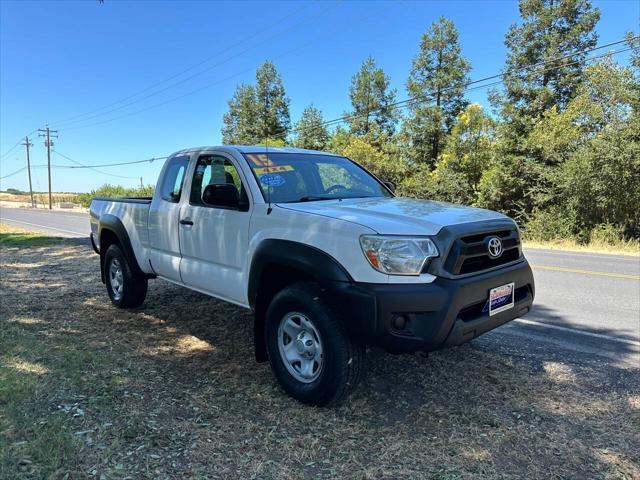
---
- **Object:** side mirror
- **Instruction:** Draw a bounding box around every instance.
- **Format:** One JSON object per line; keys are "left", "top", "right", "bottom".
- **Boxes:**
{"left": 202, "top": 183, "right": 239, "bottom": 208}
{"left": 383, "top": 181, "right": 396, "bottom": 193}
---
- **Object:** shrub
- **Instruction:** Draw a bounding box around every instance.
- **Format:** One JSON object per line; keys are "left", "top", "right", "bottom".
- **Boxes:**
{"left": 76, "top": 184, "right": 155, "bottom": 208}
{"left": 523, "top": 206, "right": 578, "bottom": 242}
{"left": 589, "top": 224, "right": 624, "bottom": 245}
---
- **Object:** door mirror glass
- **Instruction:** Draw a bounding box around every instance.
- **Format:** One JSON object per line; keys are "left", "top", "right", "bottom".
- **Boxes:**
{"left": 202, "top": 183, "right": 239, "bottom": 208}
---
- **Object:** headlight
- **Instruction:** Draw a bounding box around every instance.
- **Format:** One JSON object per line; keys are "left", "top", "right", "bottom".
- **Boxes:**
{"left": 359, "top": 235, "right": 439, "bottom": 275}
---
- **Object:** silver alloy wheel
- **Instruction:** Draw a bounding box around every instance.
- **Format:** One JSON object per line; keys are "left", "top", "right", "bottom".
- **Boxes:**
{"left": 108, "top": 258, "right": 124, "bottom": 301}
{"left": 277, "top": 312, "right": 324, "bottom": 383}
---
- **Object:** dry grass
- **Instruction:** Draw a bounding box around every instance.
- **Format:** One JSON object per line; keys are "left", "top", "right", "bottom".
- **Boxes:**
{"left": 1, "top": 229, "right": 639, "bottom": 479}
{"left": 0, "top": 191, "right": 79, "bottom": 207}
{"left": 523, "top": 239, "right": 640, "bottom": 257}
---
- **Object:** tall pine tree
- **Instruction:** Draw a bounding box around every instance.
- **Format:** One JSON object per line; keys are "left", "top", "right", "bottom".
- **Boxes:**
{"left": 292, "top": 104, "right": 329, "bottom": 150}
{"left": 255, "top": 61, "right": 291, "bottom": 143}
{"left": 221, "top": 61, "right": 290, "bottom": 144}
{"left": 404, "top": 17, "right": 470, "bottom": 167}
{"left": 345, "top": 56, "right": 398, "bottom": 141}
{"left": 221, "top": 84, "right": 258, "bottom": 145}
{"left": 496, "top": 0, "right": 600, "bottom": 142}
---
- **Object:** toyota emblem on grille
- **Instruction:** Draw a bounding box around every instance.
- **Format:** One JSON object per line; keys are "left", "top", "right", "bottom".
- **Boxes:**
{"left": 487, "top": 236, "right": 503, "bottom": 258}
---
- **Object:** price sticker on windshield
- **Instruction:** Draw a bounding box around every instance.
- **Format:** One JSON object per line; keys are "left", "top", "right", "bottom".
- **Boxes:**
{"left": 246, "top": 153, "right": 278, "bottom": 167}
{"left": 254, "top": 165, "right": 294, "bottom": 174}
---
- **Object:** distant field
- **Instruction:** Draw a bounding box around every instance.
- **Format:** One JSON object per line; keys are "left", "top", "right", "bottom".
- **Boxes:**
{"left": 0, "top": 191, "right": 80, "bottom": 208}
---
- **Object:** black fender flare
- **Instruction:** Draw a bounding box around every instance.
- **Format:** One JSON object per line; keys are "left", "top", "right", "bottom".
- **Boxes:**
{"left": 247, "top": 239, "right": 353, "bottom": 362}
{"left": 98, "top": 214, "right": 149, "bottom": 282}
{"left": 247, "top": 239, "right": 352, "bottom": 309}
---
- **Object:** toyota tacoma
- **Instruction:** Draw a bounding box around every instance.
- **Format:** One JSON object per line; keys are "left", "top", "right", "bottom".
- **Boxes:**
{"left": 89, "top": 146, "right": 535, "bottom": 406}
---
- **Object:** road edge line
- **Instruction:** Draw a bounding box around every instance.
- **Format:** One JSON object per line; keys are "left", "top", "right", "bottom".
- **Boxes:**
{"left": 1, "top": 218, "right": 85, "bottom": 237}
{"left": 513, "top": 318, "right": 640, "bottom": 346}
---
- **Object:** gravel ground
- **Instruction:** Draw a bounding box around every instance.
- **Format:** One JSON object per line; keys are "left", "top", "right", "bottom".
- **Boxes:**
{"left": 1, "top": 227, "right": 638, "bottom": 479}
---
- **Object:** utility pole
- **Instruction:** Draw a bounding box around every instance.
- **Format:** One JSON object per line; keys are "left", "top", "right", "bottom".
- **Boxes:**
{"left": 38, "top": 126, "right": 58, "bottom": 210}
{"left": 140, "top": 177, "right": 143, "bottom": 189}
{"left": 21, "top": 136, "right": 35, "bottom": 208}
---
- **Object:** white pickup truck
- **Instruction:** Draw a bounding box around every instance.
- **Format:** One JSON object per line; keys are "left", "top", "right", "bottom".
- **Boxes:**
{"left": 90, "top": 146, "right": 534, "bottom": 406}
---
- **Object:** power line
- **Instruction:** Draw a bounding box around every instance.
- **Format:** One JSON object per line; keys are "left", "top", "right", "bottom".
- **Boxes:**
{"left": 51, "top": 3, "right": 338, "bottom": 128}
{"left": 0, "top": 166, "right": 27, "bottom": 181}
{"left": 50, "top": 154, "right": 167, "bottom": 169}
{"left": 57, "top": 2, "right": 393, "bottom": 132}
{"left": 32, "top": 42, "right": 635, "bottom": 176}
{"left": 60, "top": 35, "right": 636, "bottom": 134}
{"left": 0, "top": 141, "right": 23, "bottom": 161}
{"left": 52, "top": 150, "right": 144, "bottom": 179}
{"left": 38, "top": 45, "right": 629, "bottom": 175}
{"left": 389, "top": 45, "right": 635, "bottom": 113}
{"left": 3, "top": 35, "right": 635, "bottom": 188}
{"left": 294, "top": 41, "right": 636, "bottom": 135}
{"left": 49, "top": 3, "right": 314, "bottom": 126}
{"left": 0, "top": 129, "right": 38, "bottom": 161}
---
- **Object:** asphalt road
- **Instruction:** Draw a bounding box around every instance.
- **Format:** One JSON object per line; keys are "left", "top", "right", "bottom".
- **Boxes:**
{"left": 0, "top": 206, "right": 89, "bottom": 237}
{"left": 1, "top": 205, "right": 638, "bottom": 366}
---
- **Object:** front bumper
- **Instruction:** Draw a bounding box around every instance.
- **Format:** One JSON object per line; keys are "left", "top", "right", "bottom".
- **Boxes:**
{"left": 331, "top": 259, "right": 534, "bottom": 353}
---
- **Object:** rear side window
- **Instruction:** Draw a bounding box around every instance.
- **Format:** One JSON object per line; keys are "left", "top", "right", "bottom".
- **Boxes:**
{"left": 160, "top": 156, "right": 189, "bottom": 203}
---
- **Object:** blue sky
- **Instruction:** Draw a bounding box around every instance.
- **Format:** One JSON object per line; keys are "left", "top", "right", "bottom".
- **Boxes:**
{"left": 1, "top": 0, "right": 637, "bottom": 193}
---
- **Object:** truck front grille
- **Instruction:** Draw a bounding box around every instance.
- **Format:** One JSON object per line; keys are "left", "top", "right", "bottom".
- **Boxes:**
{"left": 441, "top": 228, "right": 521, "bottom": 276}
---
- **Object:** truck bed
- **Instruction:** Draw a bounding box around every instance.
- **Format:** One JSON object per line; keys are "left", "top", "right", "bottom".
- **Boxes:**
{"left": 89, "top": 197, "right": 152, "bottom": 261}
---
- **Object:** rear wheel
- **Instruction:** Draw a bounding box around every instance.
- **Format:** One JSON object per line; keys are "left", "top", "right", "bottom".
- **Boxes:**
{"left": 265, "top": 283, "right": 365, "bottom": 406}
{"left": 104, "top": 244, "right": 147, "bottom": 308}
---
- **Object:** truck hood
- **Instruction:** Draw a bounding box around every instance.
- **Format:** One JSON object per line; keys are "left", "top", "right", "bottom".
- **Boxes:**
{"left": 277, "top": 197, "right": 513, "bottom": 235}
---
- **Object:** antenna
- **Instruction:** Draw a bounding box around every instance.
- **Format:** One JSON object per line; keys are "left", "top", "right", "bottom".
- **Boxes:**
{"left": 264, "top": 91, "right": 272, "bottom": 215}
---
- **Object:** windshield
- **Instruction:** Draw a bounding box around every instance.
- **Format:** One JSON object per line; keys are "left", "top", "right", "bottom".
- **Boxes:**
{"left": 243, "top": 152, "right": 392, "bottom": 203}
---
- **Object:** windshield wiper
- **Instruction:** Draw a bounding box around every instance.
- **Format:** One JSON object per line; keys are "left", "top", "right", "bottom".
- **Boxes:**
{"left": 295, "top": 196, "right": 336, "bottom": 203}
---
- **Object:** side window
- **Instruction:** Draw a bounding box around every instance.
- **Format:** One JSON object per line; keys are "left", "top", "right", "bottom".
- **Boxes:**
{"left": 189, "top": 155, "right": 245, "bottom": 207}
{"left": 160, "top": 156, "right": 189, "bottom": 203}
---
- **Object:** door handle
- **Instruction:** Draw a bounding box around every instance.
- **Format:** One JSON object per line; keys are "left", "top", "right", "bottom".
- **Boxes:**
{"left": 180, "top": 219, "right": 194, "bottom": 226}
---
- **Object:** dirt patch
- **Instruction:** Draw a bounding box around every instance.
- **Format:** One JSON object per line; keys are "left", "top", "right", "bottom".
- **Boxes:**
{"left": 1, "top": 234, "right": 638, "bottom": 479}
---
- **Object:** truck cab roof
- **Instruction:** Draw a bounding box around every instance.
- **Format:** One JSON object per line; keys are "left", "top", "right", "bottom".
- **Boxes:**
{"left": 170, "top": 145, "right": 339, "bottom": 157}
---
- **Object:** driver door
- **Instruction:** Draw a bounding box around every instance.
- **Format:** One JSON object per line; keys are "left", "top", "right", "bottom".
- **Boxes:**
{"left": 178, "top": 153, "right": 251, "bottom": 305}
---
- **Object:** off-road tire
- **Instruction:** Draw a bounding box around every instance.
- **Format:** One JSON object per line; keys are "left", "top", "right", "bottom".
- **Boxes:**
{"left": 265, "top": 282, "right": 365, "bottom": 406}
{"left": 104, "top": 243, "right": 147, "bottom": 308}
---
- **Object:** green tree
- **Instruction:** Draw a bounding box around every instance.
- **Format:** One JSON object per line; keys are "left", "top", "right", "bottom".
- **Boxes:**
{"left": 221, "top": 84, "right": 259, "bottom": 144}
{"left": 561, "top": 117, "right": 639, "bottom": 238}
{"left": 330, "top": 131, "right": 408, "bottom": 186}
{"left": 345, "top": 56, "right": 398, "bottom": 141}
{"left": 398, "top": 164, "right": 472, "bottom": 205}
{"left": 478, "top": 0, "right": 601, "bottom": 226}
{"left": 404, "top": 17, "right": 470, "bottom": 166}
{"left": 495, "top": 0, "right": 600, "bottom": 142}
{"left": 482, "top": 58, "right": 640, "bottom": 239}
{"left": 255, "top": 61, "right": 291, "bottom": 143}
{"left": 556, "top": 60, "right": 639, "bottom": 237}
{"left": 221, "top": 61, "right": 290, "bottom": 144}
{"left": 475, "top": 153, "right": 539, "bottom": 224}
{"left": 431, "top": 104, "right": 496, "bottom": 203}
{"left": 292, "top": 104, "right": 329, "bottom": 150}
{"left": 627, "top": 32, "right": 640, "bottom": 70}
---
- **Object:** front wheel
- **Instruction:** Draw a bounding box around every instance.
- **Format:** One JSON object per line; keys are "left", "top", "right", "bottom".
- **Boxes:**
{"left": 265, "top": 283, "right": 365, "bottom": 406}
{"left": 104, "top": 244, "right": 147, "bottom": 308}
